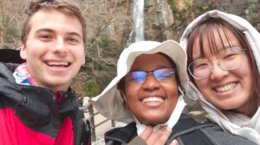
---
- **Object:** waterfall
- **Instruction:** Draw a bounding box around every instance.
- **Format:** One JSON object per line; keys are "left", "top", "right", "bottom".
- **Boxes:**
{"left": 133, "top": 0, "right": 145, "bottom": 42}
{"left": 126, "top": 0, "right": 145, "bottom": 46}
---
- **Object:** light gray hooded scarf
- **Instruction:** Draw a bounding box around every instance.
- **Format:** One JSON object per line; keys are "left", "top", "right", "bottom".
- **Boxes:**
{"left": 180, "top": 10, "right": 260, "bottom": 144}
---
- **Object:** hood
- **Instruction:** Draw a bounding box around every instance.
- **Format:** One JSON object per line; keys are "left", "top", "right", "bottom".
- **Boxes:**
{"left": 91, "top": 40, "right": 189, "bottom": 128}
{"left": 180, "top": 10, "right": 260, "bottom": 144}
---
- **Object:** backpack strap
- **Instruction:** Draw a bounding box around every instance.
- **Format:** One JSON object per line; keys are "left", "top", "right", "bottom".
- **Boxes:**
{"left": 74, "top": 117, "right": 93, "bottom": 145}
{"left": 167, "top": 114, "right": 215, "bottom": 145}
{"left": 104, "top": 122, "right": 137, "bottom": 145}
{"left": 83, "top": 118, "right": 93, "bottom": 145}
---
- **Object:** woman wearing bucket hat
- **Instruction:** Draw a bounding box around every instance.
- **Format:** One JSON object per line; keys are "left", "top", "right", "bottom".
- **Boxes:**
{"left": 180, "top": 10, "right": 260, "bottom": 144}
{"left": 91, "top": 40, "right": 255, "bottom": 144}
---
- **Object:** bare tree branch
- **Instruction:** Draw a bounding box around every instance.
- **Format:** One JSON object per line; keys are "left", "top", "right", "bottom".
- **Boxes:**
{"left": 94, "top": 43, "right": 116, "bottom": 66}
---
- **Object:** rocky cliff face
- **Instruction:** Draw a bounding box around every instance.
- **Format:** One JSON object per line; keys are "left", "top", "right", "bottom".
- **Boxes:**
{"left": 144, "top": 0, "right": 260, "bottom": 42}
{"left": 72, "top": 0, "right": 260, "bottom": 95}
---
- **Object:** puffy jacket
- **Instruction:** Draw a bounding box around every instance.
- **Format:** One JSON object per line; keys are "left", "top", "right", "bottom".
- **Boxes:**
{"left": 0, "top": 62, "right": 89, "bottom": 145}
{"left": 104, "top": 114, "right": 256, "bottom": 145}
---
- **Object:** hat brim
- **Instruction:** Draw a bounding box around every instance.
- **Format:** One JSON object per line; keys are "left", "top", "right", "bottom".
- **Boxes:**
{"left": 91, "top": 40, "right": 189, "bottom": 123}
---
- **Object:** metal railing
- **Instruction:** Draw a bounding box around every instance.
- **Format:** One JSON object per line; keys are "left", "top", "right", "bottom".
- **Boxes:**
{"left": 82, "top": 101, "right": 115, "bottom": 141}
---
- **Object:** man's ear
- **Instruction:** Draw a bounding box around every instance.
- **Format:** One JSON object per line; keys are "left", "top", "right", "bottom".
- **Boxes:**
{"left": 20, "top": 41, "right": 27, "bottom": 60}
{"left": 81, "top": 51, "right": 86, "bottom": 65}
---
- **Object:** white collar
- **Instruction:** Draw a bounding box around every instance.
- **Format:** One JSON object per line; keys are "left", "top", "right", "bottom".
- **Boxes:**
{"left": 133, "top": 86, "right": 187, "bottom": 135}
{"left": 188, "top": 82, "right": 260, "bottom": 144}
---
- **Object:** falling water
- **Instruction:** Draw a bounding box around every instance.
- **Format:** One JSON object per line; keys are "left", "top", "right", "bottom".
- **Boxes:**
{"left": 126, "top": 0, "right": 145, "bottom": 46}
{"left": 133, "top": 0, "right": 145, "bottom": 42}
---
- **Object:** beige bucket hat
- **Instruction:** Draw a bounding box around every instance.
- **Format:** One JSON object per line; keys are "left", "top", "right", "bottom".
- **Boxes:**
{"left": 91, "top": 40, "right": 189, "bottom": 124}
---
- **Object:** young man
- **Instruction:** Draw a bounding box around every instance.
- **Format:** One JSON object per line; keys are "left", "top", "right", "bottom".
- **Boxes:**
{"left": 0, "top": 0, "right": 90, "bottom": 144}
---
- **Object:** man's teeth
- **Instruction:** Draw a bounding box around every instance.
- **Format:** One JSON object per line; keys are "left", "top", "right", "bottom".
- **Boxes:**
{"left": 216, "top": 83, "right": 237, "bottom": 92}
{"left": 46, "top": 62, "right": 69, "bottom": 66}
{"left": 142, "top": 97, "right": 163, "bottom": 103}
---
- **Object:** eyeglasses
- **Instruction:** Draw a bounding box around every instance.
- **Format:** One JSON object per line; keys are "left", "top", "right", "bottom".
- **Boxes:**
{"left": 125, "top": 68, "right": 175, "bottom": 84}
{"left": 188, "top": 47, "right": 246, "bottom": 80}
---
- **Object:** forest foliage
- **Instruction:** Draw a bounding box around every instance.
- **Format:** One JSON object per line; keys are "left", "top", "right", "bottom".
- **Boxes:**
{"left": 0, "top": 0, "right": 133, "bottom": 97}
{"left": 2, "top": 0, "right": 259, "bottom": 97}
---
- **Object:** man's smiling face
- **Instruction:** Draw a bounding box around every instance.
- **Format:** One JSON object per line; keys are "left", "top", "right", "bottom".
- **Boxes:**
{"left": 20, "top": 9, "right": 85, "bottom": 93}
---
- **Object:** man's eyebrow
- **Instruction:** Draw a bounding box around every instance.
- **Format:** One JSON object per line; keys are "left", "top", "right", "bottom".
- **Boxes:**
{"left": 35, "top": 28, "right": 82, "bottom": 38}
{"left": 35, "top": 28, "right": 54, "bottom": 33}
{"left": 67, "top": 32, "right": 82, "bottom": 39}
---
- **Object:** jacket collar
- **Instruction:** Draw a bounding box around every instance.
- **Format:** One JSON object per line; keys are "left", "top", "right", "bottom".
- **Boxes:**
{"left": 0, "top": 62, "right": 77, "bottom": 123}
{"left": 104, "top": 122, "right": 137, "bottom": 144}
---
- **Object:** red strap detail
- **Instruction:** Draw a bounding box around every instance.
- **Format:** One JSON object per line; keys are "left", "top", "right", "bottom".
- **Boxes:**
{"left": 55, "top": 92, "right": 62, "bottom": 102}
{"left": 54, "top": 117, "right": 74, "bottom": 145}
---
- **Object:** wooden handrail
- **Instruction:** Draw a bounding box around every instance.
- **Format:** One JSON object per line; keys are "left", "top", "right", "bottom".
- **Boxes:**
{"left": 83, "top": 101, "right": 115, "bottom": 141}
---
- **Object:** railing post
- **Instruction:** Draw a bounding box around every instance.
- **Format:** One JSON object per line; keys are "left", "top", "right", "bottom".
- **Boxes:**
{"left": 89, "top": 103, "right": 96, "bottom": 141}
{"left": 111, "top": 120, "right": 115, "bottom": 127}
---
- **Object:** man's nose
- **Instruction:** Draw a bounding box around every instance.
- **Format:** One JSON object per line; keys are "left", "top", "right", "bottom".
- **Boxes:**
{"left": 51, "top": 38, "right": 68, "bottom": 55}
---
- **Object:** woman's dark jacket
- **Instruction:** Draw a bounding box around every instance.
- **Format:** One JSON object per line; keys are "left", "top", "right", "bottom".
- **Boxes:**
{"left": 104, "top": 114, "right": 256, "bottom": 145}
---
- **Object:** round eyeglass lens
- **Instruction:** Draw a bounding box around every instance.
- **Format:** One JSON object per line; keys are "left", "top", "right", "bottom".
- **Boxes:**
{"left": 188, "top": 59, "right": 211, "bottom": 80}
{"left": 218, "top": 47, "right": 244, "bottom": 70}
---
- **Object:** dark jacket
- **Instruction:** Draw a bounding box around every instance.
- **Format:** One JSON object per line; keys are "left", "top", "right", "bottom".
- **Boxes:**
{"left": 104, "top": 114, "right": 256, "bottom": 145}
{"left": 0, "top": 62, "right": 89, "bottom": 145}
